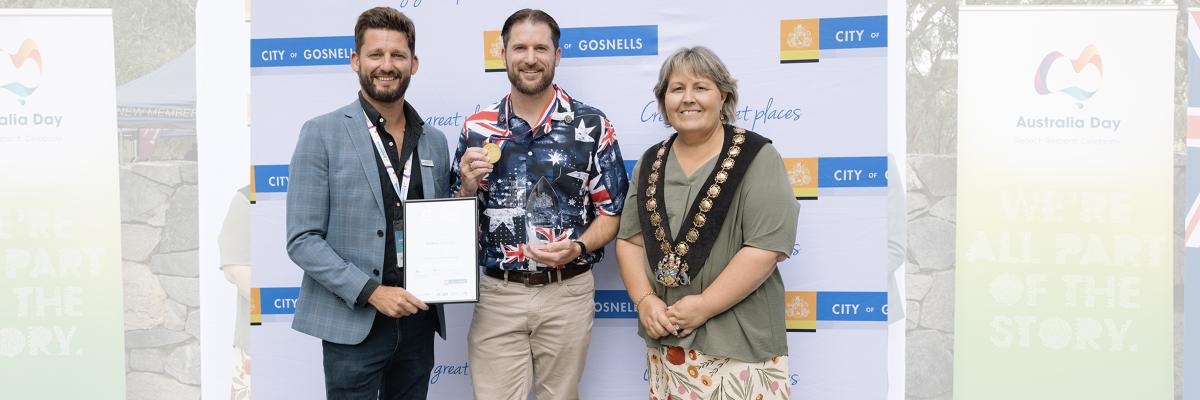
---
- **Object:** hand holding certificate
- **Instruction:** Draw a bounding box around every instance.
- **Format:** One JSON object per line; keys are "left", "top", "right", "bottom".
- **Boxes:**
{"left": 403, "top": 197, "right": 479, "bottom": 303}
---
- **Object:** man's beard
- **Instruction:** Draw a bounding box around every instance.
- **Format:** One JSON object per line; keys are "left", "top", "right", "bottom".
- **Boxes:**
{"left": 359, "top": 70, "right": 409, "bottom": 103}
{"left": 506, "top": 63, "right": 555, "bottom": 96}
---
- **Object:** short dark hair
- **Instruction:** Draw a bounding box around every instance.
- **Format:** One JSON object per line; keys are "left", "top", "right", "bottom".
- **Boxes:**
{"left": 354, "top": 7, "right": 416, "bottom": 54}
{"left": 501, "top": 8, "right": 560, "bottom": 49}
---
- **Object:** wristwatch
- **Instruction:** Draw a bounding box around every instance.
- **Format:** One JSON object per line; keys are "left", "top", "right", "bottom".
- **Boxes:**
{"left": 572, "top": 240, "right": 588, "bottom": 256}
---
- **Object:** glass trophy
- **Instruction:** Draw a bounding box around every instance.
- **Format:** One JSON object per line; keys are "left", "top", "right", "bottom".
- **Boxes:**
{"left": 525, "top": 176, "right": 560, "bottom": 270}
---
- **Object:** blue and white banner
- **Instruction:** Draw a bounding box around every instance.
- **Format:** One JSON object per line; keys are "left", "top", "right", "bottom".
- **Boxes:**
{"left": 251, "top": 36, "right": 355, "bottom": 68}
{"left": 819, "top": 16, "right": 888, "bottom": 50}
{"left": 559, "top": 25, "right": 658, "bottom": 58}
{"left": 251, "top": 1, "right": 894, "bottom": 399}
{"left": 252, "top": 164, "right": 289, "bottom": 194}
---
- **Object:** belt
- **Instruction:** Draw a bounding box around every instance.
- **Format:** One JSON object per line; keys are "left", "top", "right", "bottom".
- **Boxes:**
{"left": 484, "top": 265, "right": 590, "bottom": 286}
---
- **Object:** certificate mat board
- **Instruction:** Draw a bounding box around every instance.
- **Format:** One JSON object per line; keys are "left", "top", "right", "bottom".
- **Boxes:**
{"left": 955, "top": 6, "right": 1174, "bottom": 399}
{"left": 404, "top": 198, "right": 479, "bottom": 304}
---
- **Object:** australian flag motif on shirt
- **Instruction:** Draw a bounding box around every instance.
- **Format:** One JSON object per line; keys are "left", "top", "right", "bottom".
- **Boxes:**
{"left": 451, "top": 85, "right": 628, "bottom": 271}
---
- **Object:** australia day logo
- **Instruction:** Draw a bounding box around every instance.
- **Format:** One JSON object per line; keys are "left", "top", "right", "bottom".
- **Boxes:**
{"left": 1033, "top": 44, "right": 1102, "bottom": 109}
{"left": 1, "top": 39, "right": 43, "bottom": 105}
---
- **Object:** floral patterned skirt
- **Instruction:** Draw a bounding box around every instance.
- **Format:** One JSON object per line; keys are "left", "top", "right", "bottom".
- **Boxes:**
{"left": 230, "top": 346, "right": 251, "bottom": 400}
{"left": 647, "top": 346, "right": 790, "bottom": 400}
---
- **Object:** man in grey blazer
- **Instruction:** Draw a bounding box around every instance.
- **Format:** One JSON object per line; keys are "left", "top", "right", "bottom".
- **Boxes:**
{"left": 285, "top": 7, "right": 449, "bottom": 399}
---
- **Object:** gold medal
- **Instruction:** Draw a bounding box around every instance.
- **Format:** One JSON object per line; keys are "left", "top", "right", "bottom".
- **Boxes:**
{"left": 483, "top": 142, "right": 502, "bottom": 163}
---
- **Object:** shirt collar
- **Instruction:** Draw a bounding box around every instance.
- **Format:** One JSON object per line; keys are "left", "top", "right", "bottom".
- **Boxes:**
{"left": 496, "top": 85, "right": 573, "bottom": 135}
{"left": 358, "top": 92, "right": 425, "bottom": 134}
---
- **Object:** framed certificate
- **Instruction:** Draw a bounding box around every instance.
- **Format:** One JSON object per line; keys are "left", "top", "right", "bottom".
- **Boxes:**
{"left": 403, "top": 197, "right": 479, "bottom": 304}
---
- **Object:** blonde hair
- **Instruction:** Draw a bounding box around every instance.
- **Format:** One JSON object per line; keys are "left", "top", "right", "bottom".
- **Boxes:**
{"left": 652, "top": 46, "right": 738, "bottom": 127}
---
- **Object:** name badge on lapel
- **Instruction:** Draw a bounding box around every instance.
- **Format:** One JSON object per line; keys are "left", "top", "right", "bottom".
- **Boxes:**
{"left": 552, "top": 111, "right": 574, "bottom": 124}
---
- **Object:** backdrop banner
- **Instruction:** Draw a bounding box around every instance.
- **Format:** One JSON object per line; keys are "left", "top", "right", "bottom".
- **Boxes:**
{"left": 251, "top": 2, "right": 891, "bottom": 398}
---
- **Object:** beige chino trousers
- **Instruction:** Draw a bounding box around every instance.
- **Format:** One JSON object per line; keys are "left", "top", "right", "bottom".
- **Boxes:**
{"left": 468, "top": 271, "right": 596, "bottom": 400}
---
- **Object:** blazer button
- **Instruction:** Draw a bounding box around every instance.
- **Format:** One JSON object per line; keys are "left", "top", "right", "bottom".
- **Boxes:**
{"left": 377, "top": 229, "right": 384, "bottom": 237}
{"left": 373, "top": 269, "right": 380, "bottom": 276}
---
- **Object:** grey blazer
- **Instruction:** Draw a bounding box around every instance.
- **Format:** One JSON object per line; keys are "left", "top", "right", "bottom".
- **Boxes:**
{"left": 286, "top": 100, "right": 450, "bottom": 345}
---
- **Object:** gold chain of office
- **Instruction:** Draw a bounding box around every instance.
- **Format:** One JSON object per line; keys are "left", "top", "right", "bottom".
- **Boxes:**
{"left": 646, "top": 127, "right": 747, "bottom": 287}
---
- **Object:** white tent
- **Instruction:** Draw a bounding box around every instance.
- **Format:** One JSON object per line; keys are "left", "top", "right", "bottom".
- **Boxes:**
{"left": 116, "top": 46, "right": 195, "bottom": 129}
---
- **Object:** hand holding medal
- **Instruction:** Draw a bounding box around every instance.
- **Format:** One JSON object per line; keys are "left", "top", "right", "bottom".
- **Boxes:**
{"left": 457, "top": 142, "right": 496, "bottom": 197}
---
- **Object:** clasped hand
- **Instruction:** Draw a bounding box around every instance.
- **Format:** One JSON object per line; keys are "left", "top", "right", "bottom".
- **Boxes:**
{"left": 638, "top": 294, "right": 714, "bottom": 339}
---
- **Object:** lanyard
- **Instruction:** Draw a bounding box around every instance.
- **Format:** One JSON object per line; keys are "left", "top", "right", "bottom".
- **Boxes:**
{"left": 364, "top": 112, "right": 415, "bottom": 203}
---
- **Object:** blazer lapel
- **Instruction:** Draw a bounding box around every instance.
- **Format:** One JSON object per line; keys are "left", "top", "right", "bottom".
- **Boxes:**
{"left": 416, "top": 129, "right": 435, "bottom": 199}
{"left": 343, "top": 106, "right": 385, "bottom": 214}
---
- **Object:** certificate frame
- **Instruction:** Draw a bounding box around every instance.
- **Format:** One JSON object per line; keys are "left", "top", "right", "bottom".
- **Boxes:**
{"left": 402, "top": 197, "right": 480, "bottom": 304}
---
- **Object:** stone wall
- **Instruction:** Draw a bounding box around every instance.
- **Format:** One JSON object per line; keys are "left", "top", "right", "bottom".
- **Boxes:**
{"left": 121, "top": 134, "right": 199, "bottom": 399}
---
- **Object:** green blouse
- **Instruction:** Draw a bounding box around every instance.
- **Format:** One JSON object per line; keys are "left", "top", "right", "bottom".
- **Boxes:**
{"left": 618, "top": 140, "right": 799, "bottom": 362}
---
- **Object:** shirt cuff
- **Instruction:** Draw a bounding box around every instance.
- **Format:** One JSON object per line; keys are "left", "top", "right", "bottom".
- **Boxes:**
{"left": 356, "top": 280, "right": 380, "bottom": 308}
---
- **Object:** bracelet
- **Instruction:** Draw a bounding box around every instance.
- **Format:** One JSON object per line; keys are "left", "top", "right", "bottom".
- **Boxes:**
{"left": 634, "top": 291, "right": 656, "bottom": 309}
{"left": 572, "top": 240, "right": 588, "bottom": 256}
